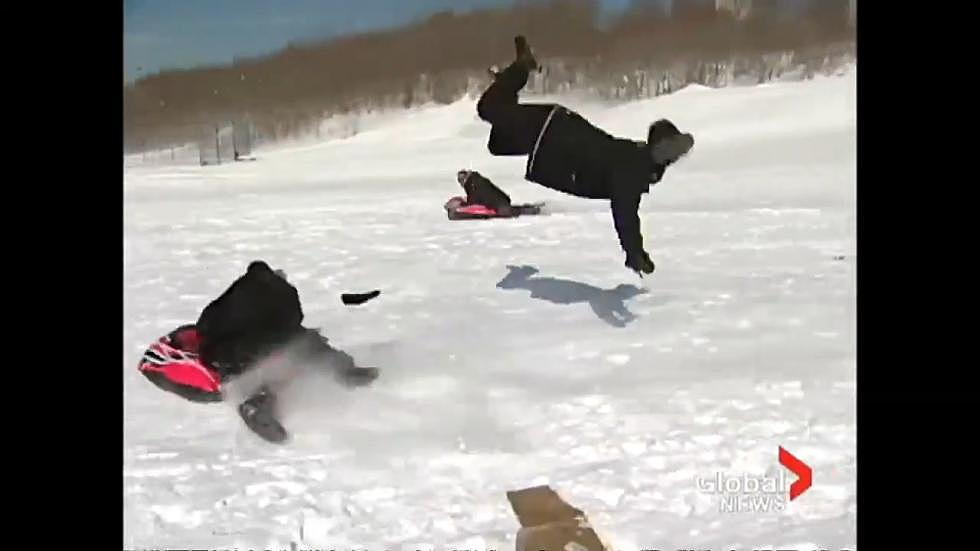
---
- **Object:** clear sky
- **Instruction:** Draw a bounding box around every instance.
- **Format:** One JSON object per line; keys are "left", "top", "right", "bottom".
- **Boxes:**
{"left": 124, "top": 0, "right": 809, "bottom": 82}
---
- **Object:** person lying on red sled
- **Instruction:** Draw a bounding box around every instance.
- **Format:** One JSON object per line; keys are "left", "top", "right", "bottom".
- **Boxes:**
{"left": 137, "top": 260, "right": 379, "bottom": 443}
{"left": 444, "top": 169, "right": 542, "bottom": 220}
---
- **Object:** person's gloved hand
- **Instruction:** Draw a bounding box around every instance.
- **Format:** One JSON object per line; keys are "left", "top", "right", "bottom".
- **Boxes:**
{"left": 626, "top": 250, "right": 655, "bottom": 277}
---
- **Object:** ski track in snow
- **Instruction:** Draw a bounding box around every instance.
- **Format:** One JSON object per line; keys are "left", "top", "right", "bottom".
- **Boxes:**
{"left": 124, "top": 70, "right": 856, "bottom": 549}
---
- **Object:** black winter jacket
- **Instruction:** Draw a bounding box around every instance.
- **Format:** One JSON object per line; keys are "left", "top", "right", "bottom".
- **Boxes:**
{"left": 462, "top": 171, "right": 512, "bottom": 213}
{"left": 196, "top": 261, "right": 305, "bottom": 377}
{"left": 523, "top": 105, "right": 662, "bottom": 259}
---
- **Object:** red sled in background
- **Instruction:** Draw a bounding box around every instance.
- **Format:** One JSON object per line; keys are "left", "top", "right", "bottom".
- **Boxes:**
{"left": 444, "top": 196, "right": 544, "bottom": 220}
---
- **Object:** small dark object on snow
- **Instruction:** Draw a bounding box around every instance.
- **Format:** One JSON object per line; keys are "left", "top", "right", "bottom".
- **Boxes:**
{"left": 336, "top": 365, "right": 381, "bottom": 387}
{"left": 834, "top": 255, "right": 846, "bottom": 261}
{"left": 342, "top": 290, "right": 381, "bottom": 305}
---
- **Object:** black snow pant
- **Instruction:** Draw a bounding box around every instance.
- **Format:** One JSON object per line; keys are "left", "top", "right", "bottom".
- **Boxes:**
{"left": 477, "top": 62, "right": 554, "bottom": 156}
{"left": 266, "top": 329, "right": 375, "bottom": 390}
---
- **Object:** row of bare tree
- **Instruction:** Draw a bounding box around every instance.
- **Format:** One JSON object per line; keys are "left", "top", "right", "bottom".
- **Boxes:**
{"left": 123, "top": 0, "right": 854, "bottom": 154}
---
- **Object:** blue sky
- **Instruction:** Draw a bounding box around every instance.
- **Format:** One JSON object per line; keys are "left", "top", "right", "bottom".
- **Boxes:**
{"left": 123, "top": 0, "right": 642, "bottom": 81}
{"left": 124, "top": 0, "right": 808, "bottom": 82}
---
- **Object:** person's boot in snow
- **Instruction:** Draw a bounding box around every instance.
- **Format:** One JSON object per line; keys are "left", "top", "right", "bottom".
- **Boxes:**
{"left": 238, "top": 386, "right": 288, "bottom": 443}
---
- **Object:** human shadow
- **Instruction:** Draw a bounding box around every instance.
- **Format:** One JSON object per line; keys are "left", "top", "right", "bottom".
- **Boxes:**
{"left": 495, "top": 265, "right": 653, "bottom": 328}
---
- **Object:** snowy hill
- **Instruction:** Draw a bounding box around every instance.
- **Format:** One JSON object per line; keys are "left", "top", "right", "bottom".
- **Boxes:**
{"left": 124, "top": 66, "right": 856, "bottom": 549}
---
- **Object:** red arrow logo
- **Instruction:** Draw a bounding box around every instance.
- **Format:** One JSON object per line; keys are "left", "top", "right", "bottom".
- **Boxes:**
{"left": 779, "top": 446, "right": 812, "bottom": 500}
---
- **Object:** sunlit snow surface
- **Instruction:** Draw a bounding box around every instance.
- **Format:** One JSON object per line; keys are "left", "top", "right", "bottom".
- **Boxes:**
{"left": 124, "top": 69, "right": 856, "bottom": 550}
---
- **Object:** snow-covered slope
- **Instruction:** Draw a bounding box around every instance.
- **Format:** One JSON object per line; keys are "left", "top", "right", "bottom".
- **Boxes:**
{"left": 124, "top": 67, "right": 856, "bottom": 550}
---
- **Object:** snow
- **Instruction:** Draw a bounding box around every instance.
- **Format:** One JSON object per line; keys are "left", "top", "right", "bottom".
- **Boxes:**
{"left": 124, "top": 67, "right": 856, "bottom": 549}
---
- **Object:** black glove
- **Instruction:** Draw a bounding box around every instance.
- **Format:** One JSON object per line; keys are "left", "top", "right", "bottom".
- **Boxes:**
{"left": 625, "top": 251, "right": 655, "bottom": 277}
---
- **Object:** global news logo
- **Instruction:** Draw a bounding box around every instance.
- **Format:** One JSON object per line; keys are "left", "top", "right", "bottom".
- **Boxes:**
{"left": 695, "top": 446, "right": 813, "bottom": 513}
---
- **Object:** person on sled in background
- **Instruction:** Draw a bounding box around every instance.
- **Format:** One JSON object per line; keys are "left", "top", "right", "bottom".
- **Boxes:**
{"left": 477, "top": 36, "right": 695, "bottom": 277}
{"left": 138, "top": 260, "right": 379, "bottom": 443}
{"left": 445, "top": 169, "right": 543, "bottom": 219}
{"left": 457, "top": 169, "right": 515, "bottom": 216}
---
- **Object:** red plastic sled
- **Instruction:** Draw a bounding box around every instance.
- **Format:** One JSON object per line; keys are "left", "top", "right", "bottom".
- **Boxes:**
{"left": 444, "top": 196, "right": 543, "bottom": 220}
{"left": 137, "top": 325, "right": 224, "bottom": 403}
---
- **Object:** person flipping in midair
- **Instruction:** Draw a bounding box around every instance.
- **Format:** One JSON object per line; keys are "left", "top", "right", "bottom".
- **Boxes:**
{"left": 477, "top": 36, "right": 694, "bottom": 276}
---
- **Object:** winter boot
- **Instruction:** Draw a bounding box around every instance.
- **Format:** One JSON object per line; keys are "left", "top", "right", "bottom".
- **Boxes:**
{"left": 238, "top": 387, "right": 288, "bottom": 444}
{"left": 514, "top": 35, "right": 539, "bottom": 72}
